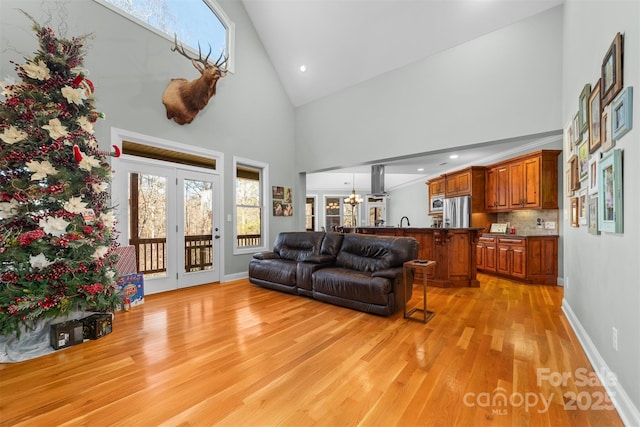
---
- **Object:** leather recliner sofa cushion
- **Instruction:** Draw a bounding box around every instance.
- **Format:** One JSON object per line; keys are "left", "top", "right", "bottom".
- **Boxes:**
{"left": 248, "top": 231, "right": 328, "bottom": 293}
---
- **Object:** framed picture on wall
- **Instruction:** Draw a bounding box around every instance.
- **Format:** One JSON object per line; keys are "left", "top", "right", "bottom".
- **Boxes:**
{"left": 578, "top": 189, "right": 588, "bottom": 226}
{"left": 597, "top": 149, "right": 623, "bottom": 233}
{"left": 573, "top": 113, "right": 581, "bottom": 145}
{"left": 570, "top": 197, "right": 579, "bottom": 227}
{"left": 565, "top": 169, "right": 574, "bottom": 198}
{"left": 570, "top": 155, "right": 580, "bottom": 191}
{"left": 564, "top": 119, "right": 575, "bottom": 158}
{"left": 588, "top": 196, "right": 600, "bottom": 235}
{"left": 600, "top": 104, "right": 614, "bottom": 152}
{"left": 579, "top": 83, "right": 591, "bottom": 133}
{"left": 588, "top": 79, "right": 602, "bottom": 153}
{"left": 578, "top": 141, "right": 589, "bottom": 181}
{"left": 601, "top": 32, "right": 623, "bottom": 106}
{"left": 612, "top": 86, "right": 633, "bottom": 141}
{"left": 588, "top": 153, "right": 600, "bottom": 194}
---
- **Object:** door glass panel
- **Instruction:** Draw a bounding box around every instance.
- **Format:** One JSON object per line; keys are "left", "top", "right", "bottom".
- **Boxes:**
{"left": 184, "top": 179, "right": 214, "bottom": 272}
{"left": 129, "top": 172, "right": 168, "bottom": 278}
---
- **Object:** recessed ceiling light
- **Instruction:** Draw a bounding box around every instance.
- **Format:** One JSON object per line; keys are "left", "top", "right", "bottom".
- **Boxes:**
{"left": 299, "top": 65, "right": 307, "bottom": 72}
{"left": 417, "top": 168, "right": 424, "bottom": 172}
{"left": 449, "top": 154, "right": 459, "bottom": 159}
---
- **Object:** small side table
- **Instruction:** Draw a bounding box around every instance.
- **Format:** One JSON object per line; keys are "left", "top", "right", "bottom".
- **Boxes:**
{"left": 403, "top": 260, "right": 436, "bottom": 323}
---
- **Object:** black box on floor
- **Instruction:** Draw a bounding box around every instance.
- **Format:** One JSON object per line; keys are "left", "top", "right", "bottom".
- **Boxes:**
{"left": 82, "top": 313, "right": 113, "bottom": 340}
{"left": 50, "top": 320, "right": 84, "bottom": 350}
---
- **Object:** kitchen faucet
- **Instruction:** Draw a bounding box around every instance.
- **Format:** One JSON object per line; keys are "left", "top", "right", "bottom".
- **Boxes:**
{"left": 400, "top": 216, "right": 410, "bottom": 227}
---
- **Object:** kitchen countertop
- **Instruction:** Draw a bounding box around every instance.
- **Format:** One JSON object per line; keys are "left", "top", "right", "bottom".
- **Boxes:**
{"left": 482, "top": 233, "right": 559, "bottom": 238}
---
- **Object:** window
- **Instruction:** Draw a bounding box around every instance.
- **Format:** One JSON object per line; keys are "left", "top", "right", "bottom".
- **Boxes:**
{"left": 98, "top": 0, "right": 235, "bottom": 72}
{"left": 305, "top": 197, "right": 316, "bottom": 231}
{"left": 325, "top": 197, "right": 341, "bottom": 231}
{"left": 234, "top": 158, "right": 268, "bottom": 253}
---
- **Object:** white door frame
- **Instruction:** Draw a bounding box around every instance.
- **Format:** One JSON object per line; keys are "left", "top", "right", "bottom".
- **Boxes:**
{"left": 110, "top": 128, "right": 224, "bottom": 293}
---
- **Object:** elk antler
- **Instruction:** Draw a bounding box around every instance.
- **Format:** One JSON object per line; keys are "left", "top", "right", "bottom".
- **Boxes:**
{"left": 171, "top": 34, "right": 228, "bottom": 72}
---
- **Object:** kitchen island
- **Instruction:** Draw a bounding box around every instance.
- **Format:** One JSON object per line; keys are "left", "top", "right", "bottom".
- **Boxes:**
{"left": 347, "top": 227, "right": 483, "bottom": 288}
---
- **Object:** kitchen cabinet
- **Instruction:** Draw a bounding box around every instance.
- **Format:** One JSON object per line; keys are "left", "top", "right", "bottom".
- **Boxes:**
{"left": 479, "top": 235, "right": 558, "bottom": 284}
{"left": 427, "top": 177, "right": 445, "bottom": 197}
{"left": 484, "top": 150, "right": 561, "bottom": 212}
{"left": 443, "top": 167, "right": 486, "bottom": 213}
{"left": 496, "top": 237, "right": 527, "bottom": 280}
{"left": 352, "top": 227, "right": 481, "bottom": 287}
{"left": 509, "top": 156, "right": 541, "bottom": 209}
{"left": 476, "top": 236, "right": 497, "bottom": 272}
{"left": 444, "top": 170, "right": 471, "bottom": 197}
{"left": 485, "top": 166, "right": 509, "bottom": 212}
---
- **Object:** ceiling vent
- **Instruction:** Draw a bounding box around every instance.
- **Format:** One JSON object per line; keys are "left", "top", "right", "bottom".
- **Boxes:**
{"left": 370, "top": 164, "right": 386, "bottom": 196}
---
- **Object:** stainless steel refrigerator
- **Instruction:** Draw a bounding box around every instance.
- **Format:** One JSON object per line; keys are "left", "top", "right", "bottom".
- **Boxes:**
{"left": 442, "top": 195, "right": 471, "bottom": 228}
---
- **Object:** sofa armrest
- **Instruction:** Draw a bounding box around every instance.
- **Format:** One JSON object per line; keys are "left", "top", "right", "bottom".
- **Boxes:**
{"left": 303, "top": 254, "right": 336, "bottom": 264}
{"left": 252, "top": 251, "right": 280, "bottom": 260}
{"left": 371, "top": 267, "right": 403, "bottom": 280}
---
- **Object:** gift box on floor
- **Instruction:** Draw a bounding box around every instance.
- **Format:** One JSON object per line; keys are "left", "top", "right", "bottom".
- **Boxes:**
{"left": 82, "top": 313, "right": 113, "bottom": 340}
{"left": 115, "top": 273, "right": 144, "bottom": 308}
{"left": 113, "top": 245, "right": 137, "bottom": 276}
{"left": 50, "top": 320, "right": 84, "bottom": 350}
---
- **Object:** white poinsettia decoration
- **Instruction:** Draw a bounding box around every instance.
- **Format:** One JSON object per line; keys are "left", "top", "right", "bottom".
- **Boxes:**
{"left": 92, "top": 246, "right": 109, "bottom": 260}
{"left": 63, "top": 196, "right": 88, "bottom": 214}
{"left": 91, "top": 181, "right": 109, "bottom": 193}
{"left": 61, "top": 85, "right": 86, "bottom": 105}
{"left": 39, "top": 216, "right": 70, "bottom": 237}
{"left": 0, "top": 199, "right": 20, "bottom": 218}
{"left": 1, "top": 80, "right": 17, "bottom": 98}
{"left": 0, "top": 125, "right": 28, "bottom": 144}
{"left": 26, "top": 160, "right": 58, "bottom": 181}
{"left": 29, "top": 253, "right": 54, "bottom": 270}
{"left": 78, "top": 152, "right": 101, "bottom": 171}
{"left": 99, "top": 211, "right": 116, "bottom": 228}
{"left": 22, "top": 59, "right": 50, "bottom": 80}
{"left": 77, "top": 116, "right": 94, "bottom": 134}
{"left": 42, "top": 118, "right": 69, "bottom": 140}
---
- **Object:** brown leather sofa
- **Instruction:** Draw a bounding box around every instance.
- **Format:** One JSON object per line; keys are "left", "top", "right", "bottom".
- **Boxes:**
{"left": 248, "top": 231, "right": 419, "bottom": 316}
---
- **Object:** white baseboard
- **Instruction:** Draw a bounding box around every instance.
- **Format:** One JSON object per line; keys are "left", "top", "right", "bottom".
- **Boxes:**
{"left": 562, "top": 299, "right": 640, "bottom": 427}
{"left": 223, "top": 271, "right": 248, "bottom": 283}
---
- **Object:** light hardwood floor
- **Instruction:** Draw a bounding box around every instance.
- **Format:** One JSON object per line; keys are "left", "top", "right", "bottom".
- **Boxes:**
{"left": 0, "top": 274, "right": 624, "bottom": 426}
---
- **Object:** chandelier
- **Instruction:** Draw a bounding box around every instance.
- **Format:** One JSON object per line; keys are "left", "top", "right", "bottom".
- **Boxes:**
{"left": 344, "top": 174, "right": 363, "bottom": 207}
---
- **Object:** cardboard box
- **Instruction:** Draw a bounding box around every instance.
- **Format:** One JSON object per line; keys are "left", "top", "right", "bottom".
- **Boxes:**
{"left": 115, "top": 273, "right": 144, "bottom": 308}
{"left": 50, "top": 320, "right": 84, "bottom": 350}
{"left": 82, "top": 313, "right": 113, "bottom": 340}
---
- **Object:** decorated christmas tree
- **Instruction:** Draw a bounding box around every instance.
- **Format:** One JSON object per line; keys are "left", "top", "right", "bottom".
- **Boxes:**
{"left": 0, "top": 14, "right": 121, "bottom": 336}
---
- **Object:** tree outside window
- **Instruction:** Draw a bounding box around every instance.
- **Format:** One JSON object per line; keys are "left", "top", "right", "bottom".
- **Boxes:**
{"left": 236, "top": 165, "right": 262, "bottom": 248}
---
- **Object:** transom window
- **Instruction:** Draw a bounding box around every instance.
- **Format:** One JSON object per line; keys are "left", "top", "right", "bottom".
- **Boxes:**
{"left": 98, "top": 0, "right": 235, "bottom": 72}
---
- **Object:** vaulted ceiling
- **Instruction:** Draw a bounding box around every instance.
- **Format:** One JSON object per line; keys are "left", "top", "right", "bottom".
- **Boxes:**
{"left": 241, "top": 0, "right": 564, "bottom": 107}
{"left": 240, "top": 0, "right": 565, "bottom": 189}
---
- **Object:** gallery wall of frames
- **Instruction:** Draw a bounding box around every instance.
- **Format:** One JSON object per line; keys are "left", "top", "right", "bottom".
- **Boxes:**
{"left": 564, "top": 32, "right": 631, "bottom": 235}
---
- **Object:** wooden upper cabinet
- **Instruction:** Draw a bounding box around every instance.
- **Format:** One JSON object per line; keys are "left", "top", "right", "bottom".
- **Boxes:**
{"left": 486, "top": 166, "right": 509, "bottom": 211}
{"left": 444, "top": 170, "right": 471, "bottom": 197}
{"left": 444, "top": 167, "right": 486, "bottom": 212}
{"left": 427, "top": 177, "right": 445, "bottom": 197}
{"left": 487, "top": 150, "right": 561, "bottom": 211}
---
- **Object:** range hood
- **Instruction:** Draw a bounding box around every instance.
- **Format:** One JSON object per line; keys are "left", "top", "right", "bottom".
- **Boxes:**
{"left": 370, "top": 164, "right": 387, "bottom": 196}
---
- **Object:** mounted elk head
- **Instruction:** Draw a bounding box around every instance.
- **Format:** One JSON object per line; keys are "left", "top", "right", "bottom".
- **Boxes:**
{"left": 162, "top": 35, "right": 228, "bottom": 125}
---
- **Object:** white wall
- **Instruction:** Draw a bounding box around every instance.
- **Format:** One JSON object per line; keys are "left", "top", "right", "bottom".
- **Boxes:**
{"left": 295, "top": 6, "right": 563, "bottom": 174}
{"left": 387, "top": 181, "right": 432, "bottom": 228}
{"left": 0, "top": 0, "right": 298, "bottom": 277}
{"left": 562, "top": 1, "right": 640, "bottom": 424}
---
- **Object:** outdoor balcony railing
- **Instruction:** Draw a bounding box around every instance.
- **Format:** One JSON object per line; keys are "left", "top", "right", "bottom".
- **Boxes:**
{"left": 129, "top": 234, "right": 262, "bottom": 275}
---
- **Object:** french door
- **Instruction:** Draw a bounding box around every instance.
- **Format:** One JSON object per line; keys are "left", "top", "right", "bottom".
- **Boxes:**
{"left": 111, "top": 157, "right": 221, "bottom": 294}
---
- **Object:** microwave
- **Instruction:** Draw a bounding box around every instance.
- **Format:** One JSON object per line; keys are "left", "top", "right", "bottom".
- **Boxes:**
{"left": 430, "top": 195, "right": 444, "bottom": 213}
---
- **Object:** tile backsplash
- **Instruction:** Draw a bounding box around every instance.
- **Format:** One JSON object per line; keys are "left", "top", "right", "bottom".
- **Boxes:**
{"left": 496, "top": 210, "right": 559, "bottom": 235}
